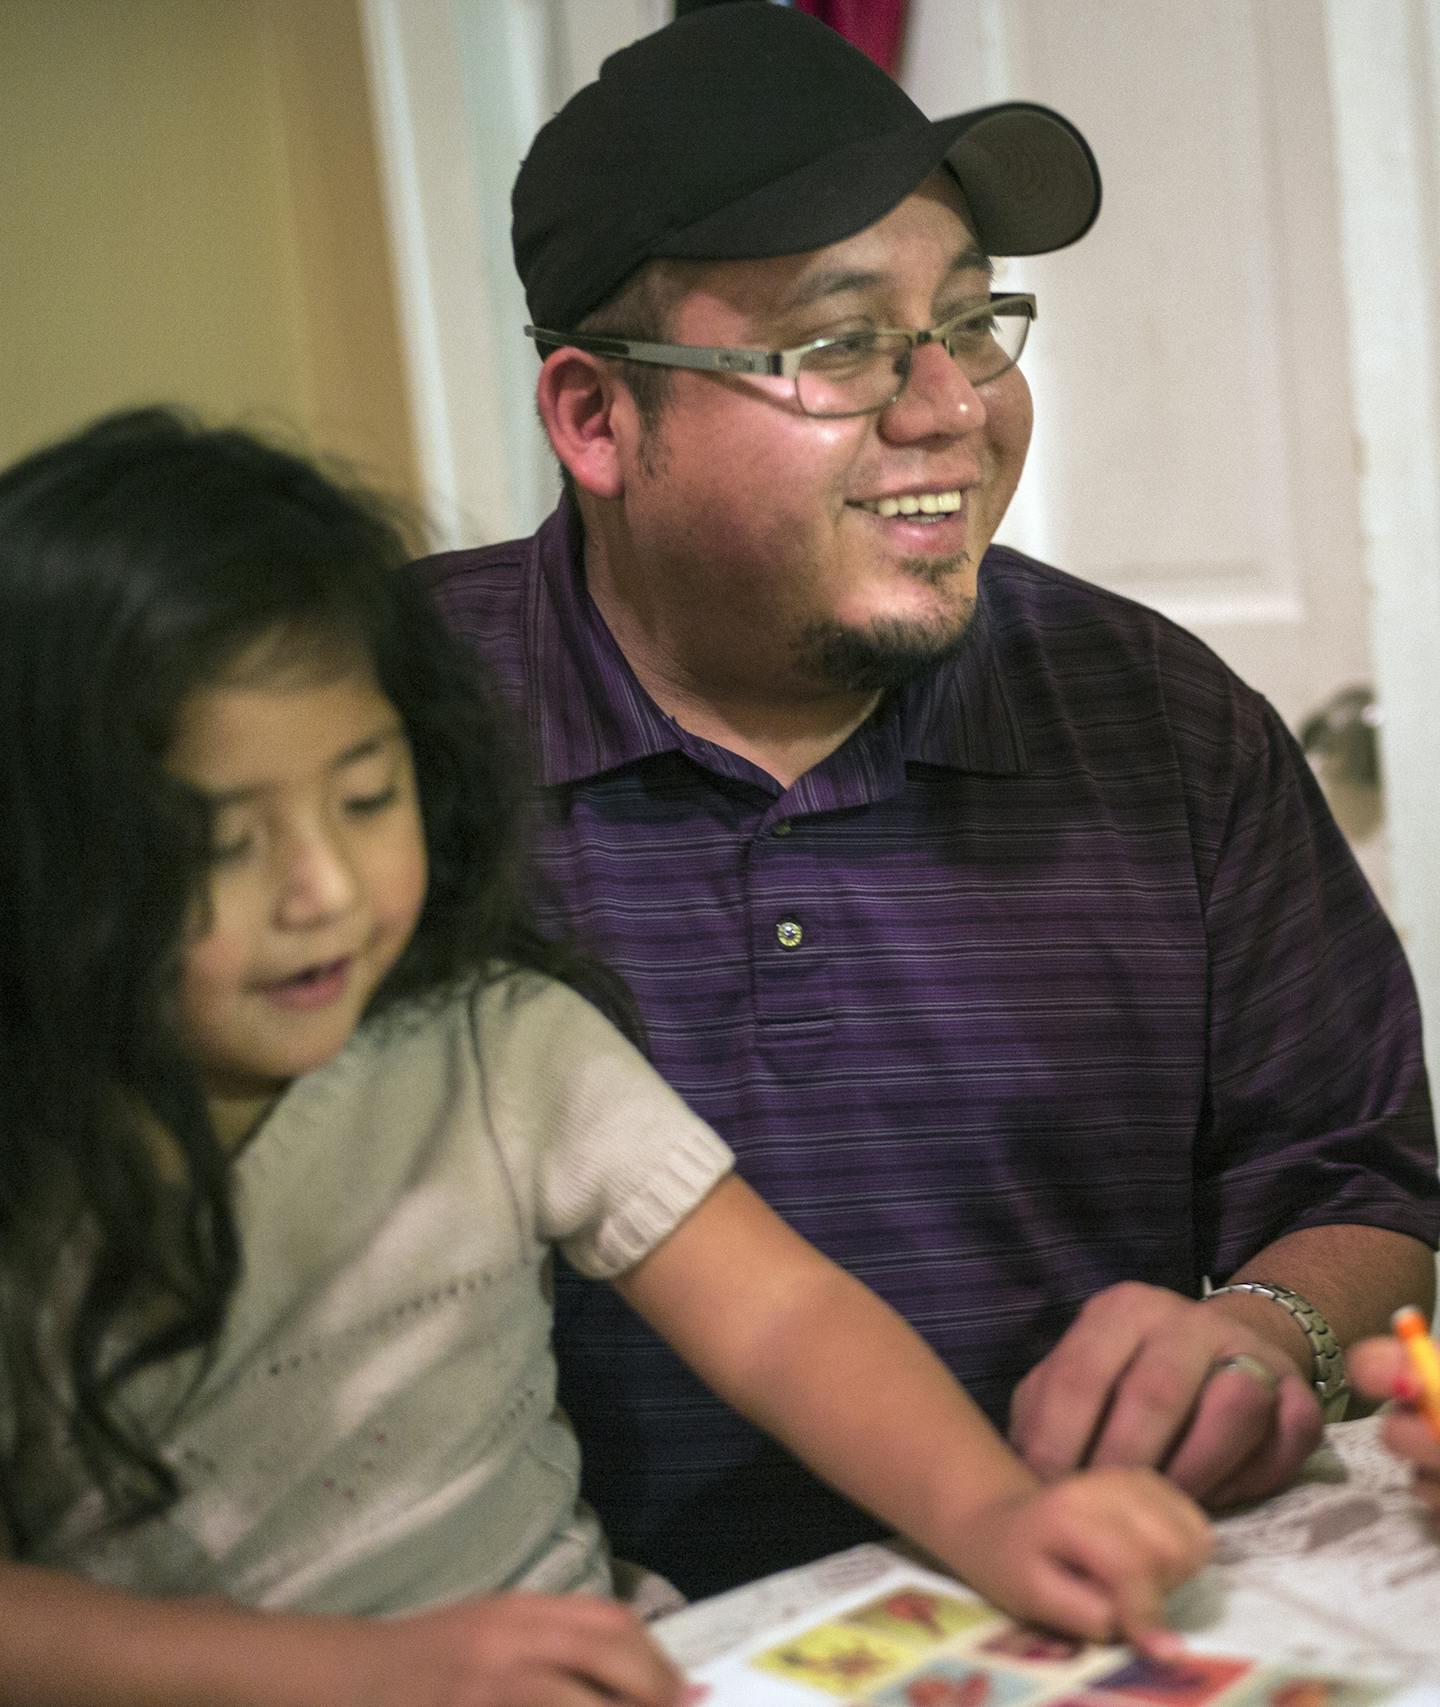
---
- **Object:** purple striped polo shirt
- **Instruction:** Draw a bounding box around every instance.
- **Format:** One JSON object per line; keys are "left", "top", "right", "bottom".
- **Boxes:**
{"left": 419, "top": 498, "right": 1438, "bottom": 1595}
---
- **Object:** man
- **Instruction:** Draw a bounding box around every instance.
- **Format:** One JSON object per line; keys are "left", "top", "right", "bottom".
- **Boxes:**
{"left": 419, "top": 6, "right": 1439, "bottom": 1596}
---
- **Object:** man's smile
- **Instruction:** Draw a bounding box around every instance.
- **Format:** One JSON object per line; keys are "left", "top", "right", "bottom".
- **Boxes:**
{"left": 852, "top": 486, "right": 965, "bottom": 519}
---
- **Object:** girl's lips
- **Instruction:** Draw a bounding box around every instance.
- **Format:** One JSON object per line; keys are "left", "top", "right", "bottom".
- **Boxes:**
{"left": 257, "top": 957, "right": 352, "bottom": 1011}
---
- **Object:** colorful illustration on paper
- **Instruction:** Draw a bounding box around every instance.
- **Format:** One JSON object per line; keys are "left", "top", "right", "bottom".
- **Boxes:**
{"left": 975, "top": 1626, "right": 1090, "bottom": 1667}
{"left": 751, "top": 1620, "right": 914, "bottom": 1696}
{"left": 844, "top": 1588, "right": 1002, "bottom": 1649}
{"left": 871, "top": 1655, "right": 1047, "bottom": 1706}
{"left": 1090, "top": 1652, "right": 1253, "bottom": 1706}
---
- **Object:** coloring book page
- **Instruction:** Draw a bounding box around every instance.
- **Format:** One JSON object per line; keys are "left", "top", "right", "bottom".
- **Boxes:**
{"left": 657, "top": 1416, "right": 1440, "bottom": 1705}
{"left": 1168, "top": 1414, "right": 1440, "bottom": 1680}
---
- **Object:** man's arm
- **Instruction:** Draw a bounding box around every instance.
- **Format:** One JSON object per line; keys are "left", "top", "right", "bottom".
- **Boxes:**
{"left": 1010, "top": 1224, "right": 1435, "bottom": 1507}
{"left": 1221, "top": 1222, "right": 1435, "bottom": 1365}
{"left": 1009, "top": 691, "right": 1438, "bottom": 1509}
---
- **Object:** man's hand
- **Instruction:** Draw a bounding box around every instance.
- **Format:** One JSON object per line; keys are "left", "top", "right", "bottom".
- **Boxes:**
{"left": 1008, "top": 1282, "right": 1323, "bottom": 1508}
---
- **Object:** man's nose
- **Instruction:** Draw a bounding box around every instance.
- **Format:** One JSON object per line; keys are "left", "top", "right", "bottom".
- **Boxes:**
{"left": 274, "top": 829, "right": 358, "bottom": 926}
{"left": 879, "top": 340, "right": 987, "bottom": 441}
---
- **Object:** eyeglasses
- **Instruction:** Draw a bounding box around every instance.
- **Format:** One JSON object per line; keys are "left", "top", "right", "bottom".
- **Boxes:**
{"left": 525, "top": 293, "right": 1036, "bottom": 419}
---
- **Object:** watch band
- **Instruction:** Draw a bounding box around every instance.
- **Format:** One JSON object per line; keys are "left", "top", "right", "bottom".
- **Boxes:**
{"left": 1203, "top": 1280, "right": 1350, "bottom": 1421}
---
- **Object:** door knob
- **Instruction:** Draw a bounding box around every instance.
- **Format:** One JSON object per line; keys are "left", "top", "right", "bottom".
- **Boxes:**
{"left": 1299, "top": 684, "right": 1380, "bottom": 790}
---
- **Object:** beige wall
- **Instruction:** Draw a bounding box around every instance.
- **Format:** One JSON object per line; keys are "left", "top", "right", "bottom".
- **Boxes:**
{"left": 0, "top": 0, "right": 417, "bottom": 502}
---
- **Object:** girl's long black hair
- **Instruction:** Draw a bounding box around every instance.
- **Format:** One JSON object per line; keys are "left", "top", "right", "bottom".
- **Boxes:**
{"left": 0, "top": 406, "right": 626, "bottom": 1547}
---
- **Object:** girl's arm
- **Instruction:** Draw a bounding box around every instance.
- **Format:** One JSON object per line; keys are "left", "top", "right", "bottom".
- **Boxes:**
{"left": 613, "top": 1174, "right": 1211, "bottom": 1650}
{"left": 0, "top": 1560, "right": 683, "bottom": 1707}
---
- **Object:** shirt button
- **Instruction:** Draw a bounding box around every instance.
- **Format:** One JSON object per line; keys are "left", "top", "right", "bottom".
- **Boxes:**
{"left": 776, "top": 918, "right": 804, "bottom": 950}
{"left": 772, "top": 820, "right": 792, "bottom": 837}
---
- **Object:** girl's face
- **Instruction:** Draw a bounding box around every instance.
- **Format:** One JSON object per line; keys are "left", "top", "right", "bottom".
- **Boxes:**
{"left": 167, "top": 656, "right": 428, "bottom": 1141}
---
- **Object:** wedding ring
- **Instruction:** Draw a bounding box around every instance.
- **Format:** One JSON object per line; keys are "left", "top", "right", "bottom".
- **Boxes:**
{"left": 1207, "top": 1352, "right": 1281, "bottom": 1397}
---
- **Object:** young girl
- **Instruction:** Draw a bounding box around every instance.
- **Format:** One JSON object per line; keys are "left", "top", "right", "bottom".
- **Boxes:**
{"left": 0, "top": 408, "right": 1210, "bottom": 1707}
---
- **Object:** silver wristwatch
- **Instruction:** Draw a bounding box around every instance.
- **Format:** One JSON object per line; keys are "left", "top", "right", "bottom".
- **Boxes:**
{"left": 1203, "top": 1280, "right": 1351, "bottom": 1421}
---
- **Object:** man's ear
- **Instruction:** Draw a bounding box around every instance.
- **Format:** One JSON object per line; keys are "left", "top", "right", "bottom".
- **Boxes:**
{"left": 535, "top": 349, "right": 628, "bottom": 500}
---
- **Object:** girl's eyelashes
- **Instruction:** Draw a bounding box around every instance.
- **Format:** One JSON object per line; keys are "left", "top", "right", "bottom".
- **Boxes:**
{"left": 198, "top": 773, "right": 404, "bottom": 863}
{"left": 208, "top": 833, "right": 253, "bottom": 867}
{"left": 344, "top": 784, "right": 399, "bottom": 818}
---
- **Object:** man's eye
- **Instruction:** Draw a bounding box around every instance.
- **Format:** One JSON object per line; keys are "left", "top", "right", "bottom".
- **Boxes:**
{"left": 346, "top": 786, "right": 398, "bottom": 817}
{"left": 803, "top": 333, "right": 883, "bottom": 374}
{"left": 945, "top": 314, "right": 1000, "bottom": 352}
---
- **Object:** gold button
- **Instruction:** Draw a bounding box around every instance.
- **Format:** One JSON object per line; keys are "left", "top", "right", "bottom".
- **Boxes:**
{"left": 776, "top": 918, "right": 803, "bottom": 950}
{"left": 773, "top": 820, "right": 792, "bottom": 837}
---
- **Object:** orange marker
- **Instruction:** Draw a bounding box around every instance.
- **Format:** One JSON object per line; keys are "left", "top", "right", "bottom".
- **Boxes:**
{"left": 1391, "top": 1305, "right": 1440, "bottom": 1438}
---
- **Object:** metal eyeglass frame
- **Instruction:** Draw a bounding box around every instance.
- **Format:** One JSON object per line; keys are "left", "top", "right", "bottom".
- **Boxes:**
{"left": 524, "top": 292, "right": 1038, "bottom": 418}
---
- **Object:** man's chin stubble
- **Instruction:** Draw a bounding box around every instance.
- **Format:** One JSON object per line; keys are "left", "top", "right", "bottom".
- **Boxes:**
{"left": 788, "top": 545, "right": 978, "bottom": 693}
{"left": 794, "top": 594, "right": 978, "bottom": 693}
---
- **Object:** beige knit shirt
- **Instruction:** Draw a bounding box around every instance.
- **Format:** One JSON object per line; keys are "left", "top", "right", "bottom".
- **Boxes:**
{"left": 22, "top": 972, "right": 733, "bottom": 1614}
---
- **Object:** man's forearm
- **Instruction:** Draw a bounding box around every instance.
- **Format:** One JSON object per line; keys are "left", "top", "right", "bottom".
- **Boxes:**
{"left": 1212, "top": 1223, "right": 1436, "bottom": 1377}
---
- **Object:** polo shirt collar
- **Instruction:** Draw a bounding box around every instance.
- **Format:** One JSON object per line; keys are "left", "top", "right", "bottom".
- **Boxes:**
{"left": 897, "top": 584, "right": 1028, "bottom": 774}
{"left": 525, "top": 496, "right": 1028, "bottom": 787}
{"left": 525, "top": 498, "right": 683, "bottom": 785}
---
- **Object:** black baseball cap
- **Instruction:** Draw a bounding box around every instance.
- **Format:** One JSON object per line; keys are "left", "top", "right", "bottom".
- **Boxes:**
{"left": 513, "top": 4, "right": 1100, "bottom": 331}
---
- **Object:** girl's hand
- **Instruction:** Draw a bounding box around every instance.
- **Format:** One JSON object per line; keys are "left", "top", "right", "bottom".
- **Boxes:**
{"left": 952, "top": 1467, "right": 1211, "bottom": 1659}
{"left": 1348, "top": 1336, "right": 1440, "bottom": 1516}
{"left": 354, "top": 1591, "right": 686, "bottom": 1707}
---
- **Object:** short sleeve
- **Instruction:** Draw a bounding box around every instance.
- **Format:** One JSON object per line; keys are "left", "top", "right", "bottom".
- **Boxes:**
{"left": 1196, "top": 703, "right": 1440, "bottom": 1274}
{"left": 474, "top": 974, "right": 734, "bottom": 1279}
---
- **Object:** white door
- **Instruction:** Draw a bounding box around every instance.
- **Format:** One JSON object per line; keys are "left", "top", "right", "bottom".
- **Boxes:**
{"left": 905, "top": 0, "right": 1386, "bottom": 889}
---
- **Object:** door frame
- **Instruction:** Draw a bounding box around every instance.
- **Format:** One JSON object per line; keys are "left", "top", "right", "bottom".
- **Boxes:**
{"left": 1324, "top": 0, "right": 1440, "bottom": 1084}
